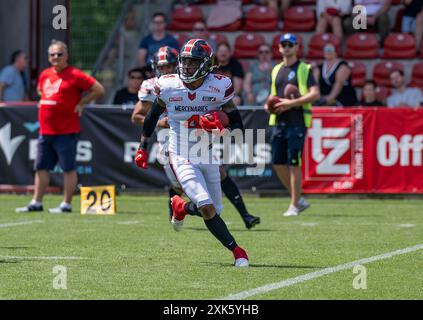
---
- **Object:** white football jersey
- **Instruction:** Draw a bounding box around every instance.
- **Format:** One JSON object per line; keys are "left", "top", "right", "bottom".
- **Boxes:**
{"left": 138, "top": 77, "right": 157, "bottom": 102}
{"left": 154, "top": 73, "right": 234, "bottom": 157}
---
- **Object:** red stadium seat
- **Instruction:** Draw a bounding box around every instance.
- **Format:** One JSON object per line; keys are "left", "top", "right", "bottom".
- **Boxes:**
{"left": 283, "top": 6, "right": 316, "bottom": 31}
{"left": 169, "top": 6, "right": 204, "bottom": 31}
{"left": 348, "top": 61, "right": 366, "bottom": 88}
{"left": 171, "top": 33, "right": 190, "bottom": 48}
{"left": 383, "top": 33, "right": 416, "bottom": 59}
{"left": 373, "top": 61, "right": 404, "bottom": 87}
{"left": 410, "top": 62, "right": 423, "bottom": 90}
{"left": 233, "top": 33, "right": 265, "bottom": 59}
{"left": 344, "top": 33, "right": 379, "bottom": 59}
{"left": 208, "top": 33, "right": 228, "bottom": 46}
{"left": 272, "top": 34, "right": 303, "bottom": 59}
{"left": 244, "top": 6, "right": 278, "bottom": 31}
{"left": 375, "top": 86, "right": 391, "bottom": 104}
{"left": 307, "top": 33, "right": 341, "bottom": 59}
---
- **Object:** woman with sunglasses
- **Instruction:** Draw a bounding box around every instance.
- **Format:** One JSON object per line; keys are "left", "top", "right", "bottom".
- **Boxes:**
{"left": 243, "top": 44, "right": 274, "bottom": 105}
{"left": 313, "top": 43, "right": 357, "bottom": 107}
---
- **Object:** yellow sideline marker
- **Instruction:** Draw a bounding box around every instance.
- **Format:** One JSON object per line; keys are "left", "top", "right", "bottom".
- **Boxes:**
{"left": 80, "top": 185, "right": 116, "bottom": 215}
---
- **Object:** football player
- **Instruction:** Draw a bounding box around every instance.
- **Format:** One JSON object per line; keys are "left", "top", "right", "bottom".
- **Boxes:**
{"left": 132, "top": 46, "right": 260, "bottom": 230}
{"left": 134, "top": 39, "right": 249, "bottom": 267}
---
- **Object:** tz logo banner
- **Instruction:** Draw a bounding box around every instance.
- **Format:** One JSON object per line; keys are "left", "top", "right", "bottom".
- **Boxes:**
{"left": 305, "top": 114, "right": 364, "bottom": 183}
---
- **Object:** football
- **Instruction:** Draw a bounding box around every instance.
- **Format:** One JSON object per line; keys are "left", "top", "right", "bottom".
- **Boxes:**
{"left": 203, "top": 110, "right": 230, "bottom": 128}
{"left": 266, "top": 95, "right": 282, "bottom": 113}
{"left": 284, "top": 84, "right": 301, "bottom": 100}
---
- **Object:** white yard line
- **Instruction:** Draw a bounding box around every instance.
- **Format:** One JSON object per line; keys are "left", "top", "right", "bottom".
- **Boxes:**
{"left": 221, "top": 243, "right": 423, "bottom": 300}
{"left": 117, "top": 220, "right": 141, "bottom": 225}
{"left": 0, "top": 220, "right": 44, "bottom": 228}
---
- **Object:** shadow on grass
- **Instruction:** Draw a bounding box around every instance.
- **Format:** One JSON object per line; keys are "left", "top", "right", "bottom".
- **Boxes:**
{"left": 308, "top": 214, "right": 379, "bottom": 218}
{"left": 201, "top": 262, "right": 323, "bottom": 269}
{"left": 0, "top": 259, "right": 20, "bottom": 264}
{"left": 0, "top": 246, "right": 34, "bottom": 250}
{"left": 185, "top": 227, "right": 274, "bottom": 232}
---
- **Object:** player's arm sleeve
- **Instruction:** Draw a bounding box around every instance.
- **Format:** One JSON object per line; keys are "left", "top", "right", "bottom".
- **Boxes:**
{"left": 222, "top": 100, "right": 244, "bottom": 132}
{"left": 138, "top": 80, "right": 156, "bottom": 102}
{"left": 222, "top": 76, "right": 235, "bottom": 104}
{"left": 141, "top": 98, "right": 166, "bottom": 138}
{"left": 307, "top": 70, "right": 317, "bottom": 88}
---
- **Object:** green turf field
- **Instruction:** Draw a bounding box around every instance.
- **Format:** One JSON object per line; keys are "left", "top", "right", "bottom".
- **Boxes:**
{"left": 0, "top": 194, "right": 422, "bottom": 299}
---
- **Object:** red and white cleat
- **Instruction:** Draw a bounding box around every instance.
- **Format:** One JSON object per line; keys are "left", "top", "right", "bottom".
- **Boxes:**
{"left": 232, "top": 246, "right": 249, "bottom": 267}
{"left": 170, "top": 195, "right": 187, "bottom": 232}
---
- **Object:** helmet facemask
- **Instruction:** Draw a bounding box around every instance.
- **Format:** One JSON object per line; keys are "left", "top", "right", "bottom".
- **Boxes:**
{"left": 178, "top": 55, "right": 211, "bottom": 83}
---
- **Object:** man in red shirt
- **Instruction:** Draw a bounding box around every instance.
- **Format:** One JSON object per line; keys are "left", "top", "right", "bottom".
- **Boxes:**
{"left": 16, "top": 40, "right": 104, "bottom": 213}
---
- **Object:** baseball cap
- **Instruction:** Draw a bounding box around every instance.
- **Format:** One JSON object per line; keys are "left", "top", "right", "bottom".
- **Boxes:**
{"left": 279, "top": 33, "right": 297, "bottom": 45}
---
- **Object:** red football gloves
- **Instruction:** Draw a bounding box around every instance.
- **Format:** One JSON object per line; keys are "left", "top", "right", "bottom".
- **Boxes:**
{"left": 199, "top": 112, "right": 224, "bottom": 133}
{"left": 134, "top": 148, "right": 148, "bottom": 169}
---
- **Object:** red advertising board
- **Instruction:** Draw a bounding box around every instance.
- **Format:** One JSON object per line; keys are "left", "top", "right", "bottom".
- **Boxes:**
{"left": 302, "top": 107, "right": 423, "bottom": 193}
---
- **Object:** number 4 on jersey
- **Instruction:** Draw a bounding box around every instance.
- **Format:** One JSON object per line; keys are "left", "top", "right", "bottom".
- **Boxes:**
{"left": 186, "top": 115, "right": 201, "bottom": 128}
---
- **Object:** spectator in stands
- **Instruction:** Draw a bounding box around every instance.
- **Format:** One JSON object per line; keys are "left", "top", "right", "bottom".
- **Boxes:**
{"left": 137, "top": 12, "right": 179, "bottom": 67}
{"left": 315, "top": 0, "right": 352, "bottom": 40}
{"left": 344, "top": 0, "right": 391, "bottom": 45}
{"left": 215, "top": 42, "right": 244, "bottom": 105}
{"left": 191, "top": 20, "right": 217, "bottom": 51}
{"left": 313, "top": 44, "right": 357, "bottom": 106}
{"left": 402, "top": 0, "right": 423, "bottom": 34}
{"left": 207, "top": 0, "right": 242, "bottom": 30}
{"left": 387, "top": 69, "right": 423, "bottom": 108}
{"left": 243, "top": 44, "right": 273, "bottom": 105}
{"left": 359, "top": 80, "right": 384, "bottom": 106}
{"left": 268, "top": 0, "right": 291, "bottom": 20}
{"left": 113, "top": 67, "right": 146, "bottom": 105}
{"left": 15, "top": 40, "right": 105, "bottom": 214}
{"left": 401, "top": 0, "right": 423, "bottom": 33}
{"left": 0, "top": 50, "right": 28, "bottom": 102}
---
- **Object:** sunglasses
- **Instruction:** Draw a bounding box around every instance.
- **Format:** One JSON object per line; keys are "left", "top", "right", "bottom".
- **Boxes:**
{"left": 281, "top": 42, "right": 294, "bottom": 48}
{"left": 49, "top": 52, "right": 64, "bottom": 57}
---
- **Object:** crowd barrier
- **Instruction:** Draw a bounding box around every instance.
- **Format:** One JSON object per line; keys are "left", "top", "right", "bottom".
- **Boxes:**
{"left": 0, "top": 104, "right": 422, "bottom": 193}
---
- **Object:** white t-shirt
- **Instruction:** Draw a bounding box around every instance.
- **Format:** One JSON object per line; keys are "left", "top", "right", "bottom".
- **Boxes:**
{"left": 387, "top": 88, "right": 423, "bottom": 108}
{"left": 354, "top": 0, "right": 383, "bottom": 16}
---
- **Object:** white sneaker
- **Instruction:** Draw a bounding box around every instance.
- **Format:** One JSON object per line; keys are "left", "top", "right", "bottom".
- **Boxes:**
{"left": 171, "top": 217, "right": 184, "bottom": 232}
{"left": 234, "top": 258, "right": 249, "bottom": 267}
{"left": 297, "top": 197, "right": 310, "bottom": 213}
{"left": 283, "top": 204, "right": 300, "bottom": 217}
{"left": 49, "top": 203, "right": 72, "bottom": 214}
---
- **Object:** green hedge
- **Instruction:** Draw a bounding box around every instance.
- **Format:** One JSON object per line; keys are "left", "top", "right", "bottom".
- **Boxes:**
{"left": 70, "top": 0, "right": 125, "bottom": 70}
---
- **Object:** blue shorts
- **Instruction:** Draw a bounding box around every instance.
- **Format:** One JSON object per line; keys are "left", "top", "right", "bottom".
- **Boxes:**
{"left": 34, "top": 134, "right": 79, "bottom": 172}
{"left": 271, "top": 124, "right": 307, "bottom": 166}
